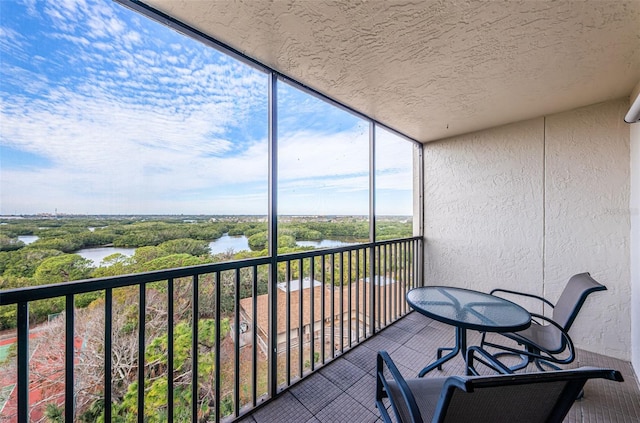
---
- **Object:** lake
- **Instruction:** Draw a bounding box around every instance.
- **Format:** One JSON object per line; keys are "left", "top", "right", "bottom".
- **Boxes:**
{"left": 208, "top": 234, "right": 250, "bottom": 253}
{"left": 76, "top": 234, "right": 250, "bottom": 266}
{"left": 76, "top": 246, "right": 136, "bottom": 265}
{"left": 17, "top": 235, "right": 39, "bottom": 245}
{"left": 296, "top": 239, "right": 357, "bottom": 248}
{"left": 19, "top": 234, "right": 357, "bottom": 266}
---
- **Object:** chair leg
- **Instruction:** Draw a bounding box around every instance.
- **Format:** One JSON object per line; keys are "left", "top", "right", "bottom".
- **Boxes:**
{"left": 534, "top": 358, "right": 561, "bottom": 372}
{"left": 490, "top": 351, "right": 530, "bottom": 371}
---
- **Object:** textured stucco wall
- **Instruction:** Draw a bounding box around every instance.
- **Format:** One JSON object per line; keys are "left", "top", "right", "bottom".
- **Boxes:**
{"left": 544, "top": 100, "right": 630, "bottom": 359}
{"left": 424, "top": 99, "right": 631, "bottom": 360}
{"left": 424, "top": 118, "right": 545, "bottom": 296}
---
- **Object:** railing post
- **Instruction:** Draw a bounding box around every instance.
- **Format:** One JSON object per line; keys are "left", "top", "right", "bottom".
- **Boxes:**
{"left": 251, "top": 266, "right": 258, "bottom": 407}
{"left": 194, "top": 274, "right": 201, "bottom": 422}
{"left": 105, "top": 289, "right": 113, "bottom": 423}
{"left": 369, "top": 245, "right": 376, "bottom": 336}
{"left": 166, "top": 280, "right": 173, "bottom": 423}
{"left": 418, "top": 238, "right": 424, "bottom": 287}
{"left": 213, "top": 272, "right": 220, "bottom": 423}
{"left": 65, "top": 295, "right": 75, "bottom": 423}
{"left": 267, "top": 71, "right": 279, "bottom": 398}
{"left": 234, "top": 268, "right": 241, "bottom": 418}
{"left": 369, "top": 122, "right": 376, "bottom": 336}
{"left": 417, "top": 143, "right": 425, "bottom": 288}
{"left": 138, "top": 284, "right": 146, "bottom": 423}
{"left": 309, "top": 257, "right": 315, "bottom": 371}
{"left": 17, "top": 301, "right": 29, "bottom": 423}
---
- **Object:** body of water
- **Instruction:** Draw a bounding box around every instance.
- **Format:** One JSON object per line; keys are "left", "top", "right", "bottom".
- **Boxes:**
{"left": 75, "top": 234, "right": 251, "bottom": 266}
{"left": 209, "top": 234, "right": 250, "bottom": 254}
{"left": 296, "top": 239, "right": 357, "bottom": 248}
{"left": 17, "top": 235, "right": 39, "bottom": 245}
{"left": 19, "top": 234, "right": 356, "bottom": 266}
{"left": 76, "top": 247, "right": 136, "bottom": 266}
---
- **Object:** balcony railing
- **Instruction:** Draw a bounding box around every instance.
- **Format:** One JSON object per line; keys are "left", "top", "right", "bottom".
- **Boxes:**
{"left": 0, "top": 236, "right": 422, "bottom": 422}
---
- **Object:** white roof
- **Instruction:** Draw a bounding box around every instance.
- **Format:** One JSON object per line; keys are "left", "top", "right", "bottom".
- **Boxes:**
{"left": 364, "top": 276, "right": 396, "bottom": 286}
{"left": 277, "top": 277, "right": 322, "bottom": 292}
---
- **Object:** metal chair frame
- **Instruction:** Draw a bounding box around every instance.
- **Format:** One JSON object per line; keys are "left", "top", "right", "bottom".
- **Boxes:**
{"left": 375, "top": 349, "right": 623, "bottom": 423}
{"left": 480, "top": 272, "right": 606, "bottom": 371}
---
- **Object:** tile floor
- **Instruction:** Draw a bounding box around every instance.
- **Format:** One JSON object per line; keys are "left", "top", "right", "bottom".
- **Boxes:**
{"left": 238, "top": 311, "right": 640, "bottom": 422}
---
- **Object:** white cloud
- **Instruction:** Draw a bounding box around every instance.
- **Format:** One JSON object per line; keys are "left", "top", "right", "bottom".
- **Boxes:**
{"left": 0, "top": 0, "right": 414, "bottom": 216}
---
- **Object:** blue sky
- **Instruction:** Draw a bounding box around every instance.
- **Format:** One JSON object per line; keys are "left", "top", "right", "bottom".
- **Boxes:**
{"left": 0, "top": 0, "right": 413, "bottom": 216}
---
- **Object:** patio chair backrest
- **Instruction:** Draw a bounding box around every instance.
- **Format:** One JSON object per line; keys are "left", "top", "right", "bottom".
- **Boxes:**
{"left": 551, "top": 272, "right": 606, "bottom": 331}
{"left": 376, "top": 351, "right": 624, "bottom": 423}
{"left": 434, "top": 367, "right": 622, "bottom": 423}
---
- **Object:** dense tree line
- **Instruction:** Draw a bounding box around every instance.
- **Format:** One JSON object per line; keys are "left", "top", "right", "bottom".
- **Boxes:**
{"left": 0, "top": 216, "right": 411, "bottom": 330}
{"left": 0, "top": 215, "right": 412, "bottom": 421}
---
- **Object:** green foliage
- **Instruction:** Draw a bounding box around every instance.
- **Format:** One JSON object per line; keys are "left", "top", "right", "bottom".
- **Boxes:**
{"left": 158, "top": 238, "right": 210, "bottom": 256}
{"left": 44, "top": 403, "right": 64, "bottom": 422}
{"left": 78, "top": 398, "right": 104, "bottom": 423}
{"left": 131, "top": 246, "right": 169, "bottom": 264}
{"left": 0, "top": 304, "right": 17, "bottom": 330}
{"left": 247, "top": 232, "right": 295, "bottom": 251}
{"left": 0, "top": 248, "right": 63, "bottom": 279}
{"left": 29, "top": 297, "right": 65, "bottom": 325}
{"left": 112, "top": 319, "right": 231, "bottom": 422}
{"left": 0, "top": 253, "right": 95, "bottom": 327}
{"left": 113, "top": 231, "right": 163, "bottom": 248}
{"left": 0, "top": 235, "right": 24, "bottom": 252}
{"left": 101, "top": 253, "right": 130, "bottom": 266}
{"left": 230, "top": 222, "right": 267, "bottom": 237}
{"left": 29, "top": 237, "right": 84, "bottom": 253}
{"left": 279, "top": 226, "right": 322, "bottom": 240}
{"left": 91, "top": 253, "right": 131, "bottom": 277}
{"left": 146, "top": 319, "right": 229, "bottom": 370}
{"left": 248, "top": 231, "right": 268, "bottom": 251}
{"left": 77, "top": 230, "right": 115, "bottom": 247}
{"left": 76, "top": 291, "right": 103, "bottom": 308}
{"left": 278, "top": 234, "right": 297, "bottom": 249}
{"left": 375, "top": 220, "right": 412, "bottom": 240}
{"left": 304, "top": 351, "right": 320, "bottom": 368}
{"left": 298, "top": 219, "right": 370, "bottom": 239}
{"left": 110, "top": 220, "right": 229, "bottom": 248}
{"left": 34, "top": 254, "right": 93, "bottom": 285}
{"left": 139, "top": 254, "right": 206, "bottom": 272}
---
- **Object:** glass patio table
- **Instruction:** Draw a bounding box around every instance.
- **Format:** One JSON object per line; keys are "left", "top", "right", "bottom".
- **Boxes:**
{"left": 406, "top": 286, "right": 531, "bottom": 377}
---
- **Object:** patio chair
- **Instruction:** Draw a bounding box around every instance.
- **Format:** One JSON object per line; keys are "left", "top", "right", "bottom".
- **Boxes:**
{"left": 375, "top": 349, "right": 623, "bottom": 423}
{"left": 480, "top": 272, "right": 606, "bottom": 371}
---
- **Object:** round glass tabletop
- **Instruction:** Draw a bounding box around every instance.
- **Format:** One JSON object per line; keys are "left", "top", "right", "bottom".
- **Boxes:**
{"left": 406, "top": 286, "right": 531, "bottom": 332}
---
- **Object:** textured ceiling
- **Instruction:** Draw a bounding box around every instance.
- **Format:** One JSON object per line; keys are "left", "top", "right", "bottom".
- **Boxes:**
{"left": 142, "top": 0, "right": 640, "bottom": 143}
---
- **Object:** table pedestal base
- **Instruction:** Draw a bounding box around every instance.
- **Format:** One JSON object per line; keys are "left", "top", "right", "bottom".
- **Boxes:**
{"left": 418, "top": 326, "right": 467, "bottom": 377}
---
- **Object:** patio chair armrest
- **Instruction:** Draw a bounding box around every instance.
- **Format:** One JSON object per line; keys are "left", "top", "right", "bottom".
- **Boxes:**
{"left": 376, "top": 351, "right": 424, "bottom": 423}
{"left": 490, "top": 288, "right": 555, "bottom": 308}
{"left": 466, "top": 346, "right": 514, "bottom": 376}
{"left": 525, "top": 312, "right": 576, "bottom": 360}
